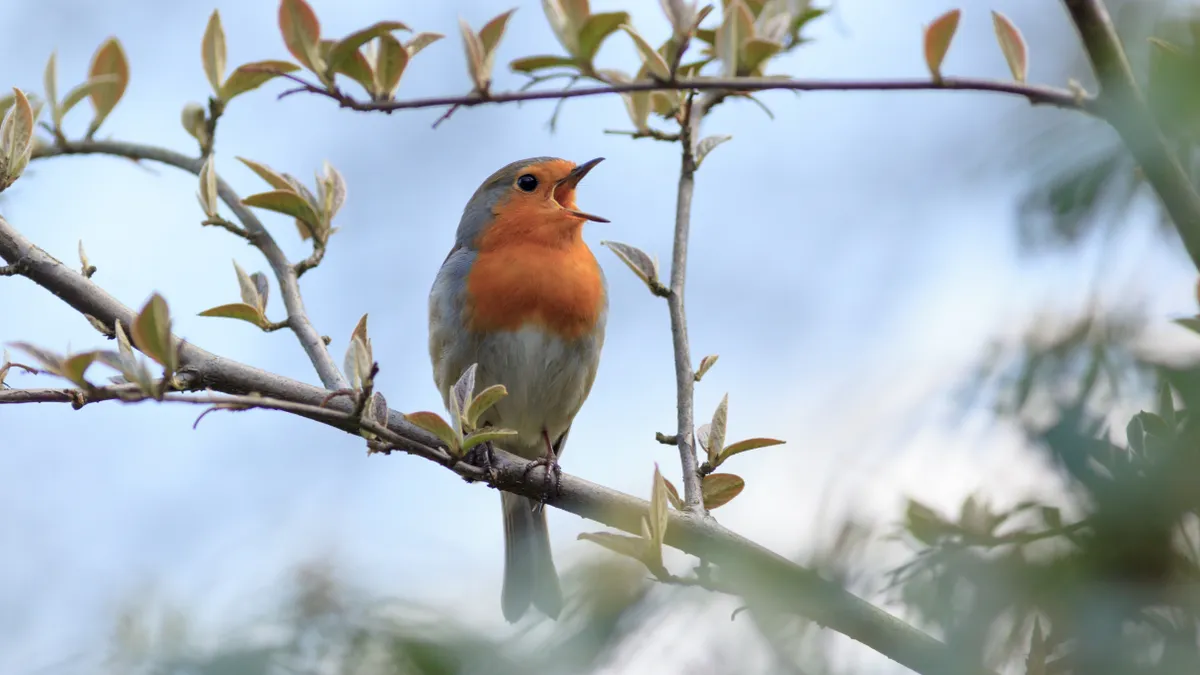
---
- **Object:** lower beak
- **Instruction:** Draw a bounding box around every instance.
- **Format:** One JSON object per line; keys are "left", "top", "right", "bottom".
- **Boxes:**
{"left": 556, "top": 157, "right": 609, "bottom": 223}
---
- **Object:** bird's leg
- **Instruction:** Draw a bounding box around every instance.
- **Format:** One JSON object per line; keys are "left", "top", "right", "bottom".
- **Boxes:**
{"left": 521, "top": 429, "right": 562, "bottom": 509}
{"left": 462, "top": 426, "right": 498, "bottom": 483}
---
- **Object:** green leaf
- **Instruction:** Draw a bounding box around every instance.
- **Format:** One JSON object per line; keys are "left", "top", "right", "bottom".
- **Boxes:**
{"left": 577, "top": 11, "right": 628, "bottom": 62}
{"left": 466, "top": 384, "right": 508, "bottom": 428}
{"left": 452, "top": 363, "right": 478, "bottom": 420}
{"left": 622, "top": 25, "right": 670, "bottom": 80}
{"left": 236, "top": 156, "right": 292, "bottom": 191}
{"left": 198, "top": 302, "right": 267, "bottom": 328}
{"left": 231, "top": 259, "right": 260, "bottom": 308}
{"left": 405, "top": 32, "right": 444, "bottom": 57}
{"left": 87, "top": 37, "right": 130, "bottom": 134}
{"left": 44, "top": 51, "right": 58, "bottom": 125}
{"left": 405, "top": 411, "right": 460, "bottom": 452}
{"left": 740, "top": 37, "right": 782, "bottom": 75}
{"left": 509, "top": 55, "right": 577, "bottom": 73}
{"left": 0, "top": 87, "right": 35, "bottom": 189}
{"left": 7, "top": 342, "right": 64, "bottom": 375}
{"left": 991, "top": 10, "right": 1027, "bottom": 83}
{"left": 59, "top": 75, "right": 121, "bottom": 123}
{"left": 707, "top": 393, "right": 729, "bottom": 464}
{"left": 717, "top": 437, "right": 784, "bottom": 464}
{"left": 715, "top": 0, "right": 754, "bottom": 77}
{"left": 132, "top": 292, "right": 176, "bottom": 373}
{"left": 202, "top": 9, "right": 227, "bottom": 94}
{"left": 242, "top": 189, "right": 321, "bottom": 229}
{"left": 923, "top": 8, "right": 960, "bottom": 81}
{"left": 326, "top": 21, "right": 409, "bottom": 78}
{"left": 649, "top": 463, "right": 669, "bottom": 551}
{"left": 61, "top": 350, "right": 102, "bottom": 388}
{"left": 220, "top": 60, "right": 300, "bottom": 101}
{"left": 372, "top": 33, "right": 409, "bottom": 99}
{"left": 479, "top": 8, "right": 517, "bottom": 55}
{"left": 278, "top": 0, "right": 323, "bottom": 72}
{"left": 344, "top": 335, "right": 371, "bottom": 390}
{"left": 461, "top": 428, "right": 518, "bottom": 453}
{"left": 577, "top": 532, "right": 646, "bottom": 560}
{"left": 702, "top": 473, "right": 744, "bottom": 509}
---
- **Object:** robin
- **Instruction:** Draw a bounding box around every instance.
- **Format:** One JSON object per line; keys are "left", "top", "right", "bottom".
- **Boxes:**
{"left": 427, "top": 156, "right": 609, "bottom": 622}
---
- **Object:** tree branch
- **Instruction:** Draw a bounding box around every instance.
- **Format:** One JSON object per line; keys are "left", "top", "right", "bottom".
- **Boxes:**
{"left": 30, "top": 140, "right": 349, "bottom": 389}
{"left": 289, "top": 74, "right": 1096, "bottom": 117}
{"left": 1061, "top": 0, "right": 1200, "bottom": 271}
{"left": 0, "top": 212, "right": 986, "bottom": 675}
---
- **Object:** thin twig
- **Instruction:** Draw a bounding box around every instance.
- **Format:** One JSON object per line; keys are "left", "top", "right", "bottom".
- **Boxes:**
{"left": 30, "top": 139, "right": 349, "bottom": 390}
{"left": 669, "top": 93, "right": 704, "bottom": 516}
{"left": 295, "top": 75, "right": 1097, "bottom": 116}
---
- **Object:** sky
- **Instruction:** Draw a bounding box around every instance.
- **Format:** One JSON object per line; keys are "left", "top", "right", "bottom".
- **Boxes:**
{"left": 2, "top": 0, "right": 1200, "bottom": 673}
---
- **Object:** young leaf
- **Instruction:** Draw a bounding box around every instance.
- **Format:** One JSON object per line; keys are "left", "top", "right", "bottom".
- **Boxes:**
{"left": 694, "top": 354, "right": 718, "bottom": 381}
{"left": 344, "top": 335, "right": 371, "bottom": 390}
{"left": 718, "top": 437, "right": 784, "bottom": 464}
{"left": 741, "top": 37, "right": 783, "bottom": 75}
{"left": 647, "top": 465, "right": 670, "bottom": 564}
{"left": 479, "top": 8, "right": 517, "bottom": 54}
{"left": 60, "top": 351, "right": 101, "bottom": 387}
{"left": 510, "top": 55, "right": 578, "bottom": 73}
{"left": 372, "top": 33, "right": 409, "bottom": 98}
{"left": 923, "top": 8, "right": 960, "bottom": 81}
{"left": 87, "top": 37, "right": 130, "bottom": 134}
{"left": 459, "top": 19, "right": 488, "bottom": 92}
{"left": 577, "top": 532, "right": 646, "bottom": 560}
{"left": 695, "top": 134, "right": 732, "bottom": 167}
{"left": 317, "top": 160, "right": 347, "bottom": 223}
{"left": 202, "top": 10, "right": 227, "bottom": 94}
{"left": 8, "top": 342, "right": 64, "bottom": 375}
{"left": 461, "top": 428, "right": 519, "bottom": 453}
{"left": 406, "top": 32, "right": 445, "bottom": 57}
{"left": 198, "top": 154, "right": 219, "bottom": 218}
{"left": 662, "top": 477, "right": 685, "bottom": 510}
{"left": 466, "top": 384, "right": 508, "bottom": 428}
{"left": 278, "top": 0, "right": 323, "bottom": 72}
{"left": 350, "top": 313, "right": 370, "bottom": 356}
{"left": 232, "top": 259, "right": 259, "bottom": 308}
{"left": 695, "top": 423, "right": 711, "bottom": 454}
{"left": 715, "top": 0, "right": 754, "bottom": 76}
{"left": 132, "top": 292, "right": 176, "bottom": 373}
{"left": 198, "top": 302, "right": 267, "bottom": 327}
{"left": 707, "top": 393, "right": 729, "bottom": 464}
{"left": 326, "top": 21, "right": 409, "bottom": 77}
{"left": 220, "top": 61, "right": 300, "bottom": 101}
{"left": 250, "top": 272, "right": 270, "bottom": 311}
{"left": 452, "top": 363, "right": 478, "bottom": 420}
{"left": 600, "top": 240, "right": 660, "bottom": 290}
{"left": 242, "top": 190, "right": 321, "bottom": 230}
{"left": 404, "top": 411, "right": 460, "bottom": 452}
{"left": 543, "top": 0, "right": 581, "bottom": 55}
{"left": 622, "top": 25, "right": 671, "bottom": 80}
{"left": 236, "top": 156, "right": 292, "bottom": 190}
{"left": 577, "top": 11, "right": 627, "bottom": 62}
{"left": 991, "top": 10, "right": 1027, "bottom": 83}
{"left": 0, "top": 87, "right": 35, "bottom": 190}
{"left": 620, "top": 90, "right": 651, "bottom": 132}
{"left": 59, "top": 75, "right": 121, "bottom": 123}
{"left": 702, "top": 473, "right": 744, "bottom": 509}
{"left": 78, "top": 240, "right": 96, "bottom": 277}
{"left": 44, "top": 52, "right": 59, "bottom": 126}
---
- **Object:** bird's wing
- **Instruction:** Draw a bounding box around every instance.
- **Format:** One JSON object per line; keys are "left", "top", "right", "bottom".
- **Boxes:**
{"left": 428, "top": 245, "right": 477, "bottom": 410}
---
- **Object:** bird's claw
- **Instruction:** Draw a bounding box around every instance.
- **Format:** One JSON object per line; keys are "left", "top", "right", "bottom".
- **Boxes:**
{"left": 522, "top": 454, "right": 562, "bottom": 511}
{"left": 462, "top": 440, "right": 498, "bottom": 483}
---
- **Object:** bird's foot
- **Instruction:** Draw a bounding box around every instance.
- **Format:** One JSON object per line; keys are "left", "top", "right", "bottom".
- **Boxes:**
{"left": 523, "top": 430, "right": 562, "bottom": 511}
{"left": 462, "top": 440, "right": 498, "bottom": 483}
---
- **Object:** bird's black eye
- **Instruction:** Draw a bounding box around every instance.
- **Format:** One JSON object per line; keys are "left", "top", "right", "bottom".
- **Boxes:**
{"left": 516, "top": 174, "right": 538, "bottom": 192}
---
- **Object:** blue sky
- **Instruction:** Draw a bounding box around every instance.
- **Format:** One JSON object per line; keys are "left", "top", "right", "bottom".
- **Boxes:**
{"left": 3, "top": 0, "right": 1199, "bottom": 672}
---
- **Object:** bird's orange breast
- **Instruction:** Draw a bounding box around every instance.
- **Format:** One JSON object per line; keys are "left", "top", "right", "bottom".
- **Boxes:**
{"left": 465, "top": 205, "right": 604, "bottom": 341}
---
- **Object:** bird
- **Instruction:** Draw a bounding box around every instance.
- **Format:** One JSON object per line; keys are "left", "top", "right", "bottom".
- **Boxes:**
{"left": 427, "top": 156, "right": 609, "bottom": 623}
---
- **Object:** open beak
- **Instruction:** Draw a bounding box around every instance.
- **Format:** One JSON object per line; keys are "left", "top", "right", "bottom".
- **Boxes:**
{"left": 555, "top": 157, "right": 609, "bottom": 223}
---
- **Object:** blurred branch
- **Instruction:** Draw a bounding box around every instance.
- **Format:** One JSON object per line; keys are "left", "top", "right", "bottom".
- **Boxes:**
{"left": 0, "top": 212, "right": 983, "bottom": 675}
{"left": 282, "top": 72, "right": 1096, "bottom": 116}
{"left": 1062, "top": 0, "right": 1200, "bottom": 270}
{"left": 30, "top": 139, "right": 349, "bottom": 390}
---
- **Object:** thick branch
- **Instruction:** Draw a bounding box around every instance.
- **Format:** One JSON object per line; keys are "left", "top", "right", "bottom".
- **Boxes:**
{"left": 669, "top": 96, "right": 704, "bottom": 515}
{"left": 30, "top": 140, "right": 349, "bottom": 390}
{"left": 302, "top": 75, "right": 1095, "bottom": 116}
{"left": 1061, "top": 0, "right": 1200, "bottom": 271}
{"left": 0, "top": 213, "right": 983, "bottom": 675}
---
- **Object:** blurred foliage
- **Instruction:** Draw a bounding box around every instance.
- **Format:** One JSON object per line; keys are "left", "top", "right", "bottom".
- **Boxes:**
{"left": 1016, "top": 0, "right": 1200, "bottom": 255}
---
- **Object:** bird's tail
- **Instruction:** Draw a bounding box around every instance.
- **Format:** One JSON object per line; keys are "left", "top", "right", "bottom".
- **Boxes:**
{"left": 501, "top": 491, "right": 563, "bottom": 622}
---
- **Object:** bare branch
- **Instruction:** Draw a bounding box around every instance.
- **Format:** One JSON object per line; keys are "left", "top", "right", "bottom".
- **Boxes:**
{"left": 0, "top": 212, "right": 982, "bottom": 675}
{"left": 1061, "top": 0, "right": 1200, "bottom": 271}
{"left": 30, "top": 139, "right": 349, "bottom": 389}
{"left": 288, "top": 74, "right": 1096, "bottom": 116}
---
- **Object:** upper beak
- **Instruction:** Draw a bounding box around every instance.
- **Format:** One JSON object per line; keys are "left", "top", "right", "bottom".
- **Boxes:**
{"left": 555, "top": 157, "right": 609, "bottom": 223}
